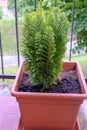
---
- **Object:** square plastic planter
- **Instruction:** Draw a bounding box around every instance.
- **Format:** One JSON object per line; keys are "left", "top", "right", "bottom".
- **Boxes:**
{"left": 12, "top": 61, "right": 87, "bottom": 130}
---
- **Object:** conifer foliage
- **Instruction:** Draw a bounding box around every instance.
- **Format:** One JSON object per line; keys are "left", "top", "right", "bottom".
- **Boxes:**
{"left": 22, "top": 8, "right": 69, "bottom": 91}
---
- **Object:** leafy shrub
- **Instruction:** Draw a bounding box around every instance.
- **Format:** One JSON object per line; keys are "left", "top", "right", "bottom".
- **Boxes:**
{"left": 22, "top": 8, "right": 69, "bottom": 91}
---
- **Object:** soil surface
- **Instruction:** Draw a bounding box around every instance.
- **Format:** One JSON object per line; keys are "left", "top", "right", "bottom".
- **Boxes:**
{"left": 18, "top": 70, "right": 81, "bottom": 94}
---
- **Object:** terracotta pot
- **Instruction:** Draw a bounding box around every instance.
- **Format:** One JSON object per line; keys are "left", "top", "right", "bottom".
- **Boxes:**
{"left": 11, "top": 61, "right": 87, "bottom": 130}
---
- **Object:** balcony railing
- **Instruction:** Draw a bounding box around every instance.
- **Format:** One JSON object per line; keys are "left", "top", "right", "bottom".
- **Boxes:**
{"left": 0, "top": 0, "right": 75, "bottom": 80}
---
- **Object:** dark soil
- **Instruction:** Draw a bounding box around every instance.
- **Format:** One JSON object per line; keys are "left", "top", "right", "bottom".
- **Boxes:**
{"left": 18, "top": 70, "right": 81, "bottom": 94}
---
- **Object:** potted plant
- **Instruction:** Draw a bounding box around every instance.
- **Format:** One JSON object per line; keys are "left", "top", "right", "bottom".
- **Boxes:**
{"left": 11, "top": 7, "right": 87, "bottom": 130}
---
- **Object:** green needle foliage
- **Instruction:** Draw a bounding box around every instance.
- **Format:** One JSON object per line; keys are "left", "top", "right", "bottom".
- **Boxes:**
{"left": 22, "top": 7, "right": 69, "bottom": 91}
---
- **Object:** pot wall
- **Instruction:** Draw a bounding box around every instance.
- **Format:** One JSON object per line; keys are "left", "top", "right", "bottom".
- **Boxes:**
{"left": 18, "top": 97, "right": 82, "bottom": 130}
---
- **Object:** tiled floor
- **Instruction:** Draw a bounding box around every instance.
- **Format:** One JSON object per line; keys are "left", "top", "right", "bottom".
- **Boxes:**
{"left": 0, "top": 96, "right": 20, "bottom": 130}
{"left": 78, "top": 100, "right": 87, "bottom": 130}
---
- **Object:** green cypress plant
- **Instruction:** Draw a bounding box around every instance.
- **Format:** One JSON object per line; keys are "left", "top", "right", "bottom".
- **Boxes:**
{"left": 22, "top": 7, "right": 69, "bottom": 91}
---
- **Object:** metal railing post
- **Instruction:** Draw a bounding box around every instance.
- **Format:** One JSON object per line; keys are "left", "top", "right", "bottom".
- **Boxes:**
{"left": 34, "top": 0, "right": 37, "bottom": 11}
{"left": 14, "top": 0, "right": 20, "bottom": 66}
{"left": 54, "top": 0, "right": 57, "bottom": 7}
{"left": 69, "top": 0, "right": 75, "bottom": 61}
{"left": 0, "top": 29, "right": 4, "bottom": 81}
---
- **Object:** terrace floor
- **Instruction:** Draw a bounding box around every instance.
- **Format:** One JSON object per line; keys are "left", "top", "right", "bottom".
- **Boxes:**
{"left": 0, "top": 84, "right": 87, "bottom": 130}
{"left": 0, "top": 96, "right": 21, "bottom": 130}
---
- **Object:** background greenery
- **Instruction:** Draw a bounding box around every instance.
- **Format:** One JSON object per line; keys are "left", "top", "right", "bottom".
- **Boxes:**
{"left": 0, "top": 19, "right": 22, "bottom": 55}
{"left": 8, "top": 0, "right": 87, "bottom": 53}
{"left": 60, "top": 0, "right": 87, "bottom": 54}
{"left": 64, "top": 54, "right": 87, "bottom": 76}
{"left": 0, "top": 0, "right": 87, "bottom": 83}
{"left": 0, "top": 66, "right": 18, "bottom": 84}
{"left": 1, "top": 0, "right": 86, "bottom": 56}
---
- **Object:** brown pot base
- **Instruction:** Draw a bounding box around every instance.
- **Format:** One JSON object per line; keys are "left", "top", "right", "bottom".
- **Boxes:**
{"left": 18, "top": 120, "right": 80, "bottom": 130}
